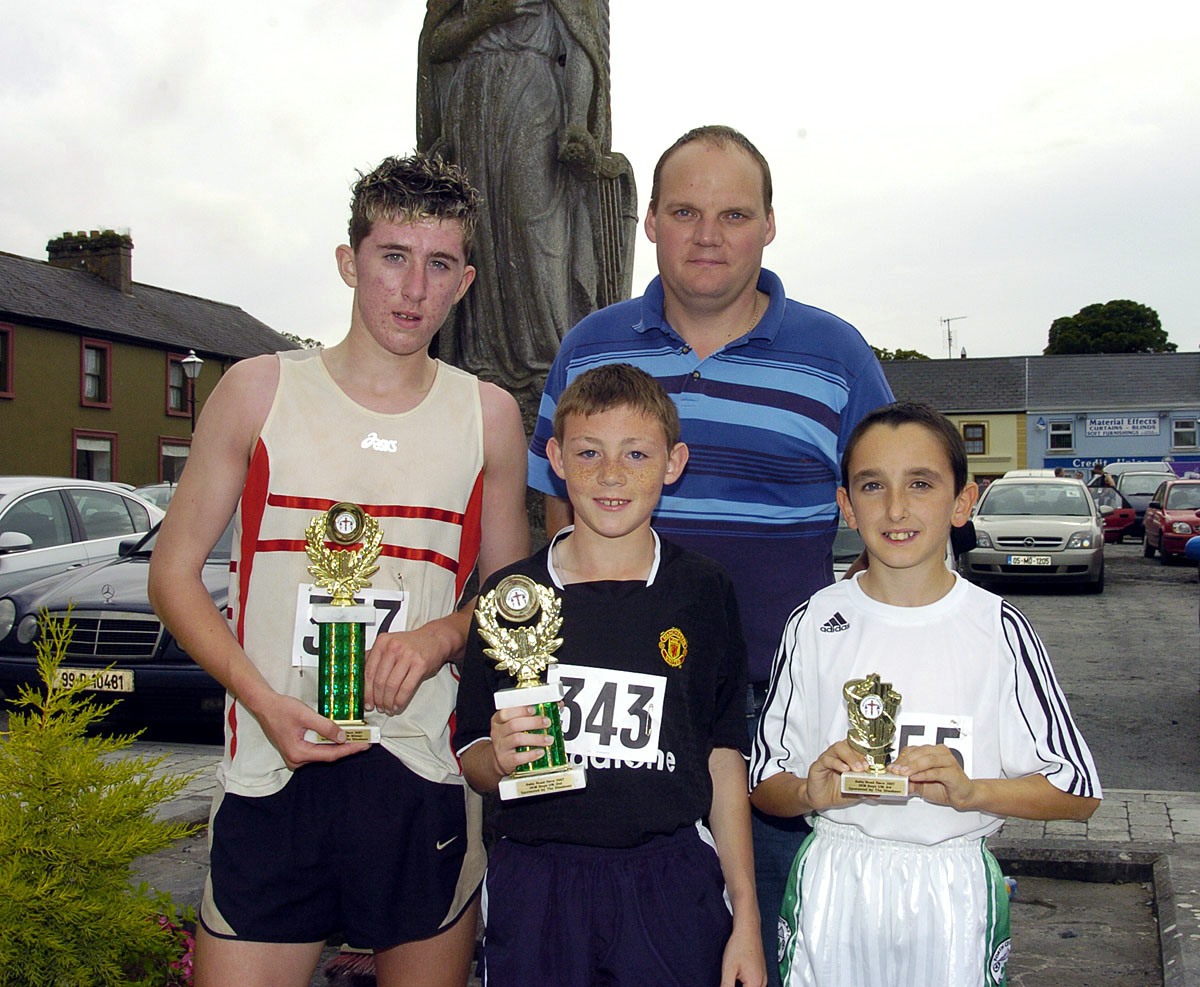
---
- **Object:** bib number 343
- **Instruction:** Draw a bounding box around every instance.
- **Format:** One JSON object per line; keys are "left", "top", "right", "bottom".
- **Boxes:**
{"left": 548, "top": 664, "right": 666, "bottom": 765}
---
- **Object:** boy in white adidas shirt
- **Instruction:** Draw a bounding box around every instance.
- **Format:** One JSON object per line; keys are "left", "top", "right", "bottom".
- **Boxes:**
{"left": 749, "top": 402, "right": 1101, "bottom": 987}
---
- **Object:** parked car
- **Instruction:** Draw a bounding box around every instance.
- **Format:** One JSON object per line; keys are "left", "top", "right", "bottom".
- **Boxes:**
{"left": 1142, "top": 479, "right": 1200, "bottom": 563}
{"left": 132, "top": 482, "right": 178, "bottom": 511}
{"left": 1090, "top": 485, "right": 1138, "bottom": 543}
{"left": 1089, "top": 461, "right": 1175, "bottom": 481}
{"left": 0, "top": 477, "right": 164, "bottom": 597}
{"left": 0, "top": 521, "right": 228, "bottom": 728}
{"left": 958, "top": 476, "right": 1104, "bottom": 593}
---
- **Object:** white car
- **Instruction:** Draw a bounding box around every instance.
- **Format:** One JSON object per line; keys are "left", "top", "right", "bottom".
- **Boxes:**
{"left": 959, "top": 476, "right": 1105, "bottom": 593}
{"left": 0, "top": 477, "right": 164, "bottom": 597}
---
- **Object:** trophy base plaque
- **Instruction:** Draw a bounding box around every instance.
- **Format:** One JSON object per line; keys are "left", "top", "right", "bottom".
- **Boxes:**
{"left": 304, "top": 722, "right": 381, "bottom": 745}
{"left": 841, "top": 771, "right": 909, "bottom": 798}
{"left": 494, "top": 681, "right": 587, "bottom": 801}
{"left": 499, "top": 765, "right": 587, "bottom": 800}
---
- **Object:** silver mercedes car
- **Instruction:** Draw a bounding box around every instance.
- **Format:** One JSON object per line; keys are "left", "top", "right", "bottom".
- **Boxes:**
{"left": 959, "top": 476, "right": 1105, "bottom": 593}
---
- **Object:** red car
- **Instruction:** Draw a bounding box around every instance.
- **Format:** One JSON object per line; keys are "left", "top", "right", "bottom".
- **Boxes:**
{"left": 1143, "top": 479, "right": 1200, "bottom": 562}
{"left": 1090, "top": 485, "right": 1137, "bottom": 543}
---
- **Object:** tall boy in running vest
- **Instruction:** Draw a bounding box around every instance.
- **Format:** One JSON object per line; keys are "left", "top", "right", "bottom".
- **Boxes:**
{"left": 149, "top": 154, "right": 530, "bottom": 987}
{"left": 455, "top": 364, "right": 766, "bottom": 987}
{"left": 749, "top": 402, "right": 1101, "bottom": 987}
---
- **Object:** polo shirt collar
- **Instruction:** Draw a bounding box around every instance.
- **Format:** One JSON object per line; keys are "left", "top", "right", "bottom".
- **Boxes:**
{"left": 634, "top": 268, "right": 786, "bottom": 347}
{"left": 546, "top": 525, "right": 663, "bottom": 588}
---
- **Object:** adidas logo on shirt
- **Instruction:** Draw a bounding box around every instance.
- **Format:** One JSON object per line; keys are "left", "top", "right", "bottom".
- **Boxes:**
{"left": 819, "top": 612, "right": 850, "bottom": 633}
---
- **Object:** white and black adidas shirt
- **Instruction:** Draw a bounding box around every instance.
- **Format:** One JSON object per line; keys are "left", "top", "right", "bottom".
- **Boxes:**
{"left": 750, "top": 572, "right": 1101, "bottom": 845}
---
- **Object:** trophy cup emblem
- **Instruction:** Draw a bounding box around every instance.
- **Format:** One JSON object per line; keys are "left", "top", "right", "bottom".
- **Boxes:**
{"left": 475, "top": 574, "right": 586, "bottom": 799}
{"left": 303, "top": 502, "right": 381, "bottom": 743}
{"left": 840, "top": 672, "right": 908, "bottom": 797}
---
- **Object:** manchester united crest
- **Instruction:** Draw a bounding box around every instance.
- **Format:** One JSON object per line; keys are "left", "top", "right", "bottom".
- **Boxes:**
{"left": 658, "top": 627, "right": 687, "bottom": 668}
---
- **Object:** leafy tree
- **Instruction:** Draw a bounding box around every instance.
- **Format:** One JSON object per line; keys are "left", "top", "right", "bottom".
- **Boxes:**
{"left": 1044, "top": 300, "right": 1174, "bottom": 355}
{"left": 279, "top": 331, "right": 323, "bottom": 349}
{"left": 0, "top": 613, "right": 198, "bottom": 986}
{"left": 872, "top": 346, "right": 930, "bottom": 361}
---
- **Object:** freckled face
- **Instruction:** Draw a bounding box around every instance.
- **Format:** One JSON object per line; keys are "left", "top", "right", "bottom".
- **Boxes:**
{"left": 837, "top": 423, "right": 976, "bottom": 578}
{"left": 546, "top": 404, "right": 688, "bottom": 544}
{"left": 335, "top": 216, "right": 475, "bottom": 358}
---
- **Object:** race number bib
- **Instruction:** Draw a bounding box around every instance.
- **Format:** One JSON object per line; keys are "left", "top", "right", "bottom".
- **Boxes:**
{"left": 895, "top": 712, "right": 974, "bottom": 777}
{"left": 291, "top": 585, "right": 409, "bottom": 668}
{"left": 548, "top": 663, "right": 667, "bottom": 765}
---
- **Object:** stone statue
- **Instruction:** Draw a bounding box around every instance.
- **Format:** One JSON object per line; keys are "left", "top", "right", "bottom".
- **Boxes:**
{"left": 417, "top": 0, "right": 637, "bottom": 406}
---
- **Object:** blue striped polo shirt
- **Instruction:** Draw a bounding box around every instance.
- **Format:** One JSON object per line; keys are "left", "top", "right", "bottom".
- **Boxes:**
{"left": 528, "top": 269, "right": 893, "bottom": 681}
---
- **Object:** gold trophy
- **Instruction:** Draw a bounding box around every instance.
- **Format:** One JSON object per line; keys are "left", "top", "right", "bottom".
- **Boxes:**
{"left": 840, "top": 673, "right": 908, "bottom": 797}
{"left": 475, "top": 574, "right": 586, "bottom": 800}
{"left": 303, "top": 502, "right": 381, "bottom": 744}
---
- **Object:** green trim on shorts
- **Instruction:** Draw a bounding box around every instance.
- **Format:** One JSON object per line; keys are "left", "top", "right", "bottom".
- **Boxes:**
{"left": 981, "top": 839, "right": 1012, "bottom": 986}
{"left": 778, "top": 827, "right": 817, "bottom": 984}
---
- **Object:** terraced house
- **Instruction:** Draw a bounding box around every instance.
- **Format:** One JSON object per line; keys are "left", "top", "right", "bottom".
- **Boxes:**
{"left": 0, "top": 230, "right": 294, "bottom": 485}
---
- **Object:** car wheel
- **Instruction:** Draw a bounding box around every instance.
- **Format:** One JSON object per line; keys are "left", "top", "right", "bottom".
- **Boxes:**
{"left": 1083, "top": 563, "right": 1104, "bottom": 594}
{"left": 1115, "top": 533, "right": 1124, "bottom": 544}
{"left": 1143, "top": 538, "right": 1155, "bottom": 558}
{"left": 1159, "top": 545, "right": 1173, "bottom": 566}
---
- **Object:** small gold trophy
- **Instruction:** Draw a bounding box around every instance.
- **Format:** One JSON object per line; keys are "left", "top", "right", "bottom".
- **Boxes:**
{"left": 840, "top": 673, "right": 908, "bottom": 797}
{"left": 303, "top": 502, "right": 381, "bottom": 744}
{"left": 475, "top": 574, "right": 586, "bottom": 800}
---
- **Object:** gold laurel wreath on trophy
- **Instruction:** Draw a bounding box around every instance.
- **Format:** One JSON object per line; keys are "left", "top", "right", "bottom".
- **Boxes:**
{"left": 475, "top": 576, "right": 563, "bottom": 688}
{"left": 304, "top": 505, "right": 383, "bottom": 606}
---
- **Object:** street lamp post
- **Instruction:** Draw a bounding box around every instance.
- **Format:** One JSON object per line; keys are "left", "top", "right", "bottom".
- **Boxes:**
{"left": 181, "top": 349, "right": 204, "bottom": 435}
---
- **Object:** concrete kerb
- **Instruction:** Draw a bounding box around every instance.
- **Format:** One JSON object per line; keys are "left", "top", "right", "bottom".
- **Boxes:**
{"left": 988, "top": 838, "right": 1200, "bottom": 986}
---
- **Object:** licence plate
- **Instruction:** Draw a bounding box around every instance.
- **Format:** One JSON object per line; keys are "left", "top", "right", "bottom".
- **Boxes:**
{"left": 1007, "top": 555, "right": 1052, "bottom": 566}
{"left": 53, "top": 667, "right": 134, "bottom": 693}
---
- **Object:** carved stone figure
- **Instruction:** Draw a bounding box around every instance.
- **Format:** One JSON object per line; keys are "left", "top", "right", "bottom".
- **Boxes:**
{"left": 417, "top": 0, "right": 636, "bottom": 404}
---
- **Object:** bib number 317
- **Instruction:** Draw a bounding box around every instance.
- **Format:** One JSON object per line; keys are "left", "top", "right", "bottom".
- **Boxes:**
{"left": 548, "top": 664, "right": 666, "bottom": 765}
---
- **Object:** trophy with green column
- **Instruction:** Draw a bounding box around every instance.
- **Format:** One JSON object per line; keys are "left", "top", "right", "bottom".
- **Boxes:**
{"left": 303, "top": 502, "right": 381, "bottom": 744}
{"left": 475, "top": 574, "right": 586, "bottom": 800}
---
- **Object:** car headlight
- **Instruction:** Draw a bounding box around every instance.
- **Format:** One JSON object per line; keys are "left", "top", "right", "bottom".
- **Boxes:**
{"left": 1066, "top": 532, "right": 1095, "bottom": 549}
{"left": 0, "top": 599, "right": 14, "bottom": 639}
{"left": 16, "top": 614, "right": 39, "bottom": 644}
{"left": 974, "top": 530, "right": 993, "bottom": 549}
{"left": 1171, "top": 521, "right": 1195, "bottom": 535}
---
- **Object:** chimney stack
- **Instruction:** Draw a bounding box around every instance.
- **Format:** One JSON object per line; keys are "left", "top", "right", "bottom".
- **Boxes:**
{"left": 46, "top": 230, "right": 134, "bottom": 295}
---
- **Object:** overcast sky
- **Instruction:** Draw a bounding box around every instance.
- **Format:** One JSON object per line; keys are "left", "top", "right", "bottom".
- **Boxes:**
{"left": 4, "top": 1, "right": 1198, "bottom": 359}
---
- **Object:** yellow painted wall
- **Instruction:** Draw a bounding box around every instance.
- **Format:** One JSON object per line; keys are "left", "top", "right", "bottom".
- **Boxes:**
{"left": 0, "top": 322, "right": 223, "bottom": 484}
{"left": 947, "top": 413, "right": 1025, "bottom": 481}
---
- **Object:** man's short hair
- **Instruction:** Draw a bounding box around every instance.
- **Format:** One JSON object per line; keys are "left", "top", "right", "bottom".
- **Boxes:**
{"left": 841, "top": 402, "right": 969, "bottom": 495}
{"left": 348, "top": 154, "right": 480, "bottom": 254}
{"left": 649, "top": 125, "right": 773, "bottom": 215}
{"left": 553, "top": 364, "right": 681, "bottom": 449}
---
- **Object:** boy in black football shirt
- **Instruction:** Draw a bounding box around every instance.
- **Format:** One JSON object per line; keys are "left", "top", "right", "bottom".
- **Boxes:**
{"left": 454, "top": 364, "right": 765, "bottom": 987}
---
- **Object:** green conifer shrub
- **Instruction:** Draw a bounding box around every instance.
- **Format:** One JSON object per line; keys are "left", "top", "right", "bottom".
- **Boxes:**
{"left": 0, "top": 612, "right": 200, "bottom": 986}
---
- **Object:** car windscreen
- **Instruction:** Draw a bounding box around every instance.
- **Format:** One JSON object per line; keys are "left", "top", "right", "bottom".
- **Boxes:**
{"left": 132, "top": 521, "right": 235, "bottom": 561}
{"left": 978, "top": 483, "right": 1092, "bottom": 517}
{"left": 1165, "top": 485, "right": 1200, "bottom": 511}
{"left": 1119, "top": 474, "right": 1167, "bottom": 498}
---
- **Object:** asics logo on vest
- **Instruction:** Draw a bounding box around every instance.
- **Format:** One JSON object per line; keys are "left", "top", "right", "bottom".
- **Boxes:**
{"left": 819, "top": 612, "right": 850, "bottom": 633}
{"left": 361, "top": 432, "right": 398, "bottom": 453}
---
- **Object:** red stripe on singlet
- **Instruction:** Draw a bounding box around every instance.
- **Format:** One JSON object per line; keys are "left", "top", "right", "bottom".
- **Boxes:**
{"left": 266, "top": 493, "right": 465, "bottom": 525}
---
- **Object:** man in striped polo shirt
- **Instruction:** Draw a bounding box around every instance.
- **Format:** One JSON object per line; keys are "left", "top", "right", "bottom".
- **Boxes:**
{"left": 527, "top": 124, "right": 893, "bottom": 986}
